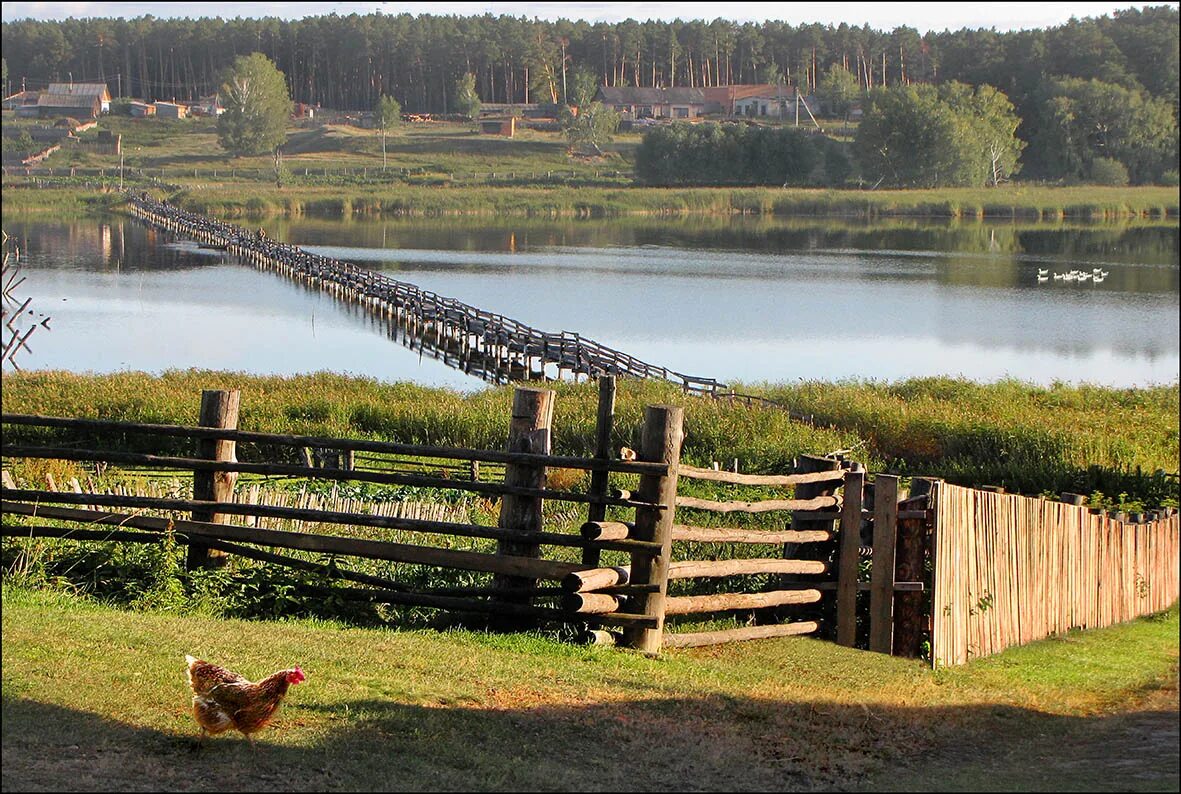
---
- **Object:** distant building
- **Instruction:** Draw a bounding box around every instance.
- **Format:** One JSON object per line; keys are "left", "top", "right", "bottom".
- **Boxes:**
{"left": 596, "top": 84, "right": 810, "bottom": 121}
{"left": 188, "top": 95, "right": 224, "bottom": 117}
{"left": 2, "top": 90, "right": 41, "bottom": 112}
{"left": 596, "top": 87, "right": 707, "bottom": 120}
{"left": 153, "top": 101, "right": 188, "bottom": 119}
{"left": 36, "top": 92, "right": 102, "bottom": 119}
{"left": 46, "top": 82, "right": 111, "bottom": 113}
{"left": 479, "top": 117, "right": 516, "bottom": 137}
{"left": 128, "top": 101, "right": 156, "bottom": 117}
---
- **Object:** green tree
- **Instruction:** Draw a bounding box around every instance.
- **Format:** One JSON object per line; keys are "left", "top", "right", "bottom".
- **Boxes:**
{"left": 562, "top": 99, "right": 620, "bottom": 156}
{"left": 216, "top": 52, "right": 293, "bottom": 157}
{"left": 940, "top": 82, "right": 1025, "bottom": 185}
{"left": 855, "top": 84, "right": 987, "bottom": 187}
{"left": 374, "top": 94, "right": 401, "bottom": 170}
{"left": 816, "top": 63, "right": 860, "bottom": 121}
{"left": 1024, "top": 77, "right": 1178, "bottom": 183}
{"left": 566, "top": 67, "right": 598, "bottom": 108}
{"left": 454, "top": 72, "right": 481, "bottom": 121}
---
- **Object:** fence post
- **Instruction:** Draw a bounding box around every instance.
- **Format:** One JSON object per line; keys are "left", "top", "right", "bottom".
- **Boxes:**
{"left": 836, "top": 470, "right": 865, "bottom": 647}
{"left": 869, "top": 474, "right": 900, "bottom": 653}
{"left": 621, "top": 405, "right": 684, "bottom": 654}
{"left": 582, "top": 375, "right": 617, "bottom": 568}
{"left": 895, "top": 477, "right": 937, "bottom": 658}
{"left": 491, "top": 387, "right": 555, "bottom": 609}
{"left": 186, "top": 388, "right": 240, "bottom": 570}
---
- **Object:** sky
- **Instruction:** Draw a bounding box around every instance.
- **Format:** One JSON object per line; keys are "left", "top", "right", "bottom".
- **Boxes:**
{"left": 1, "top": 1, "right": 1172, "bottom": 33}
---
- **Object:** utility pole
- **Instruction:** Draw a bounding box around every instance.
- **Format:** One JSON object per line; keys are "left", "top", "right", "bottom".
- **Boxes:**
{"left": 117, "top": 72, "right": 121, "bottom": 98}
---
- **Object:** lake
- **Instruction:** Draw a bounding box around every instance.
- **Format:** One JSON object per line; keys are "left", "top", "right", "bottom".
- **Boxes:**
{"left": 2, "top": 214, "right": 1177, "bottom": 389}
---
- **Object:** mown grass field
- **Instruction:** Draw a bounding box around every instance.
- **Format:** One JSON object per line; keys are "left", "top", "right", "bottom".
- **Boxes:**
{"left": 2, "top": 586, "right": 1177, "bottom": 791}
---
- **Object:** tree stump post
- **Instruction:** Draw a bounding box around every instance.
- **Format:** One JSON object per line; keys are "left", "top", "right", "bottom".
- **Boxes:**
{"left": 491, "top": 387, "right": 555, "bottom": 614}
{"left": 620, "top": 405, "right": 684, "bottom": 655}
{"left": 187, "top": 389, "right": 240, "bottom": 570}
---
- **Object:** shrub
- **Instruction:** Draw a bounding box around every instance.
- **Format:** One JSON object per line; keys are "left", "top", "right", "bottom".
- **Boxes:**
{"left": 1089, "top": 157, "right": 1130, "bottom": 186}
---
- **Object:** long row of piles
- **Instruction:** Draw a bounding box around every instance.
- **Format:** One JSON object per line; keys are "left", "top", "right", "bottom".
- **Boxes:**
{"left": 931, "top": 482, "right": 1180, "bottom": 666}
{"left": 125, "top": 193, "right": 723, "bottom": 392}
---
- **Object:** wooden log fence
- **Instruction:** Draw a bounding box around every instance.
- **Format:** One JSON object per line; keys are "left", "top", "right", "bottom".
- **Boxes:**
{"left": 9, "top": 383, "right": 1167, "bottom": 660}
{"left": 124, "top": 193, "right": 725, "bottom": 394}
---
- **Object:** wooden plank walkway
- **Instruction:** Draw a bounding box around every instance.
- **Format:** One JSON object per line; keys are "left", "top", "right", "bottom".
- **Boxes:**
{"left": 126, "top": 193, "right": 726, "bottom": 392}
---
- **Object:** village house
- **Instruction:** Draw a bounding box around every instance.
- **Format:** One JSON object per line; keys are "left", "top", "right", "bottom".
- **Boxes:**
{"left": 595, "top": 86, "right": 708, "bottom": 120}
{"left": 45, "top": 82, "right": 111, "bottom": 113}
{"left": 128, "top": 100, "right": 156, "bottom": 117}
{"left": 153, "top": 101, "right": 188, "bottom": 119}
{"left": 35, "top": 92, "right": 101, "bottom": 119}
{"left": 595, "top": 84, "right": 817, "bottom": 121}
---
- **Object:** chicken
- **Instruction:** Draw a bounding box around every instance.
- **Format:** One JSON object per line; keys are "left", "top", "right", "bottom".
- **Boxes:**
{"left": 185, "top": 655, "right": 305, "bottom": 744}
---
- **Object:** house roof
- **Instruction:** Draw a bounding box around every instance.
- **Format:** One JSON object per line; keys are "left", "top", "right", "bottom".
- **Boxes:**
{"left": 597, "top": 86, "right": 707, "bottom": 105}
{"left": 46, "top": 82, "right": 111, "bottom": 100}
{"left": 700, "top": 84, "right": 798, "bottom": 103}
{"left": 37, "top": 93, "right": 101, "bottom": 109}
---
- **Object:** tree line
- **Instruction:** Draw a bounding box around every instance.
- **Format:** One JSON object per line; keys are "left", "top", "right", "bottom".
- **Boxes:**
{"left": 2, "top": 7, "right": 1176, "bottom": 115}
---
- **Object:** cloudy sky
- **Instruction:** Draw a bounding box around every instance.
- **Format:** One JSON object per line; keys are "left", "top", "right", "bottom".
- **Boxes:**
{"left": 1, "top": 1, "right": 1167, "bottom": 32}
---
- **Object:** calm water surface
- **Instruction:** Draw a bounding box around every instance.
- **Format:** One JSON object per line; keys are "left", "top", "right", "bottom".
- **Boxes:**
{"left": 4, "top": 215, "right": 1178, "bottom": 388}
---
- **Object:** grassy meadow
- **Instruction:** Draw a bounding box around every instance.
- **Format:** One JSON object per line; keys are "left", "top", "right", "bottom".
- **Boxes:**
{"left": 3, "top": 113, "right": 1178, "bottom": 218}
{"left": 2, "top": 585, "right": 1177, "bottom": 791}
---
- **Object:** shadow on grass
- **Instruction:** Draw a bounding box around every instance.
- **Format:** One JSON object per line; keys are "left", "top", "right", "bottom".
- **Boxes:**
{"left": 3, "top": 689, "right": 1178, "bottom": 792}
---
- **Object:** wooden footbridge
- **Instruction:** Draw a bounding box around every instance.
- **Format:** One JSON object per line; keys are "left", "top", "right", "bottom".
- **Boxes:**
{"left": 126, "top": 193, "right": 724, "bottom": 392}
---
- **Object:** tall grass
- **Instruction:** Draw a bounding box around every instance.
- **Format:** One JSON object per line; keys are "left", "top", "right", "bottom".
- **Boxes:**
{"left": 755, "top": 376, "right": 1180, "bottom": 509}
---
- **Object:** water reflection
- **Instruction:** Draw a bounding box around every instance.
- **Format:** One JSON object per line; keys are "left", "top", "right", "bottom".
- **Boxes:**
{"left": 2, "top": 214, "right": 1177, "bottom": 387}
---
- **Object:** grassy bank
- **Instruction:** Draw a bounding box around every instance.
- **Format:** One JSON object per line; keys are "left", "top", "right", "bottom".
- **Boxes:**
{"left": 2, "top": 585, "right": 1177, "bottom": 791}
{"left": 2, "top": 181, "right": 1177, "bottom": 220}
{"left": 3, "top": 371, "right": 1176, "bottom": 509}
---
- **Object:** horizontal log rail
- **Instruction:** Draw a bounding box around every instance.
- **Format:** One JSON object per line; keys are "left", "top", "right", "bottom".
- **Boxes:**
{"left": 326, "top": 587, "right": 657, "bottom": 629}
{"left": 1, "top": 501, "right": 588, "bottom": 582}
{"left": 668, "top": 558, "right": 827, "bottom": 579}
{"left": 0, "top": 522, "right": 579, "bottom": 599}
{"left": 0, "top": 489, "right": 663, "bottom": 555}
{"left": 670, "top": 525, "right": 833, "bottom": 544}
{"left": 0, "top": 413, "right": 668, "bottom": 477}
{"left": 1, "top": 524, "right": 161, "bottom": 544}
{"left": 580, "top": 520, "right": 632, "bottom": 540}
{"left": 664, "top": 589, "right": 822, "bottom": 615}
{"left": 676, "top": 466, "right": 846, "bottom": 487}
{"left": 561, "top": 592, "right": 623, "bottom": 614}
{"left": 663, "top": 621, "right": 820, "bottom": 649}
{"left": 1, "top": 446, "right": 664, "bottom": 510}
{"left": 675, "top": 495, "right": 841, "bottom": 513}
{"left": 561, "top": 558, "right": 827, "bottom": 592}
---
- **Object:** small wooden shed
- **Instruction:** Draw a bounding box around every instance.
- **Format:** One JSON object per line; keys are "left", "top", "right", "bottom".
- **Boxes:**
{"left": 479, "top": 117, "right": 516, "bottom": 137}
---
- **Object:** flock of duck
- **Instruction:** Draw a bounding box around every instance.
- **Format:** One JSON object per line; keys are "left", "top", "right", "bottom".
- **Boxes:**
{"left": 1036, "top": 267, "right": 1110, "bottom": 284}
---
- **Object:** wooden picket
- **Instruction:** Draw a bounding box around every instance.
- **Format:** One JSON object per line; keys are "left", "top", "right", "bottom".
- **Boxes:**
{"left": 930, "top": 482, "right": 1179, "bottom": 666}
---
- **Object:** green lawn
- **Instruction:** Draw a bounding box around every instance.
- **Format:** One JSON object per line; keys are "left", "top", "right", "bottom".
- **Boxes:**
{"left": 2, "top": 586, "right": 1176, "bottom": 791}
